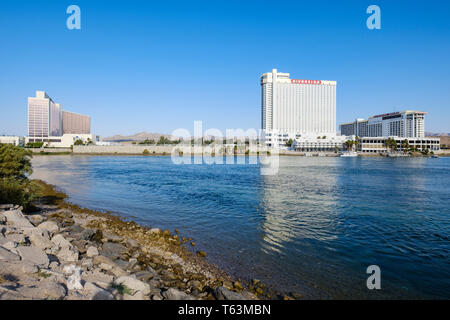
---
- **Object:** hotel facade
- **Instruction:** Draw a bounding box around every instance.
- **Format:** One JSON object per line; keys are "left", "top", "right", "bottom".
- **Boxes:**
{"left": 340, "top": 111, "right": 440, "bottom": 153}
{"left": 27, "top": 91, "right": 94, "bottom": 147}
{"left": 62, "top": 110, "right": 91, "bottom": 134}
{"left": 340, "top": 110, "right": 426, "bottom": 138}
{"left": 261, "top": 69, "right": 348, "bottom": 149}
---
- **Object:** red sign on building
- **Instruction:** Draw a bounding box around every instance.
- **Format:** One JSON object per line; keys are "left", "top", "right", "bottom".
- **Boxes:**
{"left": 291, "top": 79, "right": 322, "bottom": 85}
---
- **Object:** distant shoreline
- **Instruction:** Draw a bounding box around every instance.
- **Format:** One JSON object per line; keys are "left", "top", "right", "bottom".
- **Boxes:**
{"left": 30, "top": 150, "right": 450, "bottom": 157}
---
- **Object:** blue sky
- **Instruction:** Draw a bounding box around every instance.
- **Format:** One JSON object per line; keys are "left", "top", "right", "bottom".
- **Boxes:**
{"left": 1, "top": 0, "right": 449, "bottom": 137}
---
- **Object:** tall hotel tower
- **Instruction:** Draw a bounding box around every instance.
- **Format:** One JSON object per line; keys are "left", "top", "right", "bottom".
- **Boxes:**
{"left": 28, "top": 91, "right": 90, "bottom": 143}
{"left": 28, "top": 91, "right": 62, "bottom": 141}
{"left": 261, "top": 69, "right": 337, "bottom": 147}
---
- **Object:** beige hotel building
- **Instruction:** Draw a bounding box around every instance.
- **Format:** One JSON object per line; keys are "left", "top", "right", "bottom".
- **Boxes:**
{"left": 27, "top": 91, "right": 94, "bottom": 147}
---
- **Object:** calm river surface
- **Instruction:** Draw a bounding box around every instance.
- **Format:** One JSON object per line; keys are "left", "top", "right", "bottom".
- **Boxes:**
{"left": 31, "top": 155, "right": 450, "bottom": 299}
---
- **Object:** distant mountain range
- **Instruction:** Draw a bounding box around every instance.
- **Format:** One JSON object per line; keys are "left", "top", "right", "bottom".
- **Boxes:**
{"left": 425, "top": 132, "right": 450, "bottom": 137}
{"left": 103, "top": 132, "right": 179, "bottom": 142}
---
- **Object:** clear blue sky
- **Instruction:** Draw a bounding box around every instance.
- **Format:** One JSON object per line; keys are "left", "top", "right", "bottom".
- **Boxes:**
{"left": 1, "top": 0, "right": 449, "bottom": 137}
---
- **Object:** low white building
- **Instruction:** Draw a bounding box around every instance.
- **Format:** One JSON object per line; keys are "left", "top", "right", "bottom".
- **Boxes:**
{"left": 340, "top": 110, "right": 426, "bottom": 138}
{"left": 358, "top": 136, "right": 440, "bottom": 153}
{"left": 291, "top": 135, "right": 353, "bottom": 152}
{"left": 25, "top": 134, "right": 98, "bottom": 148}
{"left": 0, "top": 136, "right": 23, "bottom": 146}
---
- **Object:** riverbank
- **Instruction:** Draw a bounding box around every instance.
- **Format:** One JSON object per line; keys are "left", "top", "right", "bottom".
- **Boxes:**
{"left": 28, "top": 145, "right": 450, "bottom": 157}
{"left": 0, "top": 180, "right": 283, "bottom": 300}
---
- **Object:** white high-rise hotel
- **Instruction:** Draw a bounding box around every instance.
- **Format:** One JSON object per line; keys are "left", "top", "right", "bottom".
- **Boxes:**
{"left": 27, "top": 91, "right": 93, "bottom": 147}
{"left": 261, "top": 69, "right": 344, "bottom": 148}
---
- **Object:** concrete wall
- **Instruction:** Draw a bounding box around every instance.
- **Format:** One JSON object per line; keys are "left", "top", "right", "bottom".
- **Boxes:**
{"left": 73, "top": 145, "right": 178, "bottom": 154}
{"left": 28, "top": 148, "right": 72, "bottom": 153}
{"left": 74, "top": 145, "right": 263, "bottom": 155}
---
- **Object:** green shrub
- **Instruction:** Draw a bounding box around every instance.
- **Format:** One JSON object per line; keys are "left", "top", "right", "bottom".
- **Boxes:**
{"left": 73, "top": 139, "right": 84, "bottom": 146}
{"left": 143, "top": 149, "right": 150, "bottom": 155}
{"left": 25, "top": 142, "right": 44, "bottom": 148}
{"left": 0, "top": 144, "right": 39, "bottom": 211}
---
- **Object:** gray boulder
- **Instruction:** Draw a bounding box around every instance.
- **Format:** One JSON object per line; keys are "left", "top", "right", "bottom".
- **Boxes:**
{"left": 84, "top": 282, "right": 114, "bottom": 300}
{"left": 100, "top": 242, "right": 127, "bottom": 260}
{"left": 38, "top": 221, "right": 59, "bottom": 234}
{"left": 27, "top": 214, "right": 45, "bottom": 226}
{"left": 114, "top": 275, "right": 151, "bottom": 296}
{"left": 126, "top": 238, "right": 140, "bottom": 249}
{"left": 51, "top": 234, "right": 72, "bottom": 249}
{"left": 86, "top": 246, "right": 99, "bottom": 258}
{"left": 57, "top": 246, "right": 79, "bottom": 262}
{"left": 27, "top": 229, "right": 53, "bottom": 249}
{"left": 79, "top": 229, "right": 95, "bottom": 241}
{"left": 214, "top": 286, "right": 246, "bottom": 300}
{"left": 103, "top": 232, "right": 123, "bottom": 243}
{"left": 0, "top": 246, "right": 21, "bottom": 261}
{"left": 162, "top": 288, "right": 195, "bottom": 300}
{"left": 18, "top": 281, "right": 67, "bottom": 300}
{"left": 2, "top": 210, "right": 34, "bottom": 229}
{"left": 17, "top": 246, "right": 49, "bottom": 267}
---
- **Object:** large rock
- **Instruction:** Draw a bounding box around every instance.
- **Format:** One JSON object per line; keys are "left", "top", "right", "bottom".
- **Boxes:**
{"left": 2, "top": 241, "right": 17, "bottom": 252}
{"left": 126, "top": 238, "right": 140, "bottom": 249}
{"left": 86, "top": 246, "right": 99, "bottom": 258}
{"left": 57, "top": 246, "right": 79, "bottom": 262}
{"left": 93, "top": 255, "right": 117, "bottom": 268}
{"left": 100, "top": 242, "right": 127, "bottom": 260}
{"left": 81, "top": 258, "right": 94, "bottom": 270}
{"left": 17, "top": 246, "right": 49, "bottom": 267}
{"left": 162, "top": 288, "right": 195, "bottom": 300}
{"left": 93, "top": 255, "right": 127, "bottom": 277}
{"left": 84, "top": 282, "right": 114, "bottom": 300}
{"left": 0, "top": 246, "right": 21, "bottom": 261}
{"left": 51, "top": 234, "right": 72, "bottom": 249}
{"left": 0, "top": 233, "right": 25, "bottom": 247}
{"left": 133, "top": 270, "right": 157, "bottom": 282}
{"left": 79, "top": 229, "right": 95, "bottom": 241}
{"left": 2, "top": 210, "right": 34, "bottom": 228}
{"left": 27, "top": 214, "right": 45, "bottom": 226}
{"left": 18, "top": 281, "right": 67, "bottom": 300}
{"left": 27, "top": 229, "right": 53, "bottom": 249}
{"left": 82, "top": 270, "right": 114, "bottom": 285}
{"left": 103, "top": 232, "right": 123, "bottom": 243}
{"left": 214, "top": 286, "right": 246, "bottom": 300}
{"left": 114, "top": 275, "right": 151, "bottom": 296}
{"left": 38, "top": 221, "right": 59, "bottom": 234}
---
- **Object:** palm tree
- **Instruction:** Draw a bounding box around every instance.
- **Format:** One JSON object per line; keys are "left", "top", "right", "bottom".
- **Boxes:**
{"left": 344, "top": 140, "right": 354, "bottom": 151}
{"left": 285, "top": 138, "right": 293, "bottom": 147}
{"left": 384, "top": 138, "right": 397, "bottom": 153}
{"left": 401, "top": 139, "right": 409, "bottom": 154}
{"left": 354, "top": 136, "right": 360, "bottom": 151}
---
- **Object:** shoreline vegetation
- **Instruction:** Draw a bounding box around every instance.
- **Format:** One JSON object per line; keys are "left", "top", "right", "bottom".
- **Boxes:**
{"left": 0, "top": 144, "right": 296, "bottom": 300}
{"left": 28, "top": 147, "right": 450, "bottom": 157}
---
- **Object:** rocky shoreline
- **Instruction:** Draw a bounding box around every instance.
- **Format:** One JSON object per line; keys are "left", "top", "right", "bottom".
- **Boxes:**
{"left": 0, "top": 181, "right": 265, "bottom": 300}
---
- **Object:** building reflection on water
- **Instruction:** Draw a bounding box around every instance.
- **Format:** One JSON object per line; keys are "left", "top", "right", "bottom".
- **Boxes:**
{"left": 258, "top": 158, "right": 340, "bottom": 255}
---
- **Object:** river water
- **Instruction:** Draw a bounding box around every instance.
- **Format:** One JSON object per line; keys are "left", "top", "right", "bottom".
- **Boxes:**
{"left": 31, "top": 155, "right": 450, "bottom": 299}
